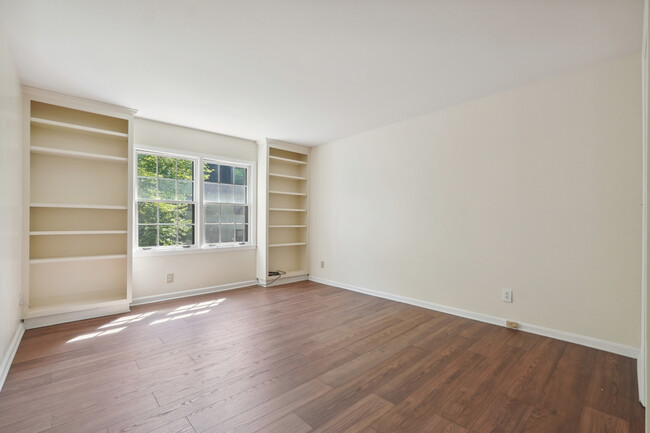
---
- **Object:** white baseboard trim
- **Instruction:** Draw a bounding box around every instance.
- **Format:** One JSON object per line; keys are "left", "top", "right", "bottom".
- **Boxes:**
{"left": 24, "top": 303, "right": 131, "bottom": 329}
{"left": 309, "top": 276, "right": 640, "bottom": 359}
{"left": 0, "top": 322, "right": 25, "bottom": 392}
{"left": 258, "top": 274, "right": 309, "bottom": 287}
{"left": 131, "top": 280, "right": 258, "bottom": 306}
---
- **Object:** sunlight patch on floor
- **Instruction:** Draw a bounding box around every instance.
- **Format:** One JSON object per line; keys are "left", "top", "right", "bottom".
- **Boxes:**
{"left": 98, "top": 311, "right": 156, "bottom": 329}
{"left": 150, "top": 308, "right": 211, "bottom": 325}
{"left": 166, "top": 298, "right": 225, "bottom": 316}
{"left": 67, "top": 326, "right": 126, "bottom": 343}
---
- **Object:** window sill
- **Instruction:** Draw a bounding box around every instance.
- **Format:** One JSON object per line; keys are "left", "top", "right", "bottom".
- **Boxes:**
{"left": 133, "top": 244, "right": 256, "bottom": 258}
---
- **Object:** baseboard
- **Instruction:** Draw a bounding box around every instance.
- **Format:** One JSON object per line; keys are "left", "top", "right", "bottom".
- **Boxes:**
{"left": 0, "top": 322, "right": 25, "bottom": 392}
{"left": 258, "top": 274, "right": 309, "bottom": 287}
{"left": 24, "top": 302, "right": 131, "bottom": 329}
{"left": 131, "top": 280, "right": 258, "bottom": 305}
{"left": 309, "top": 276, "right": 639, "bottom": 359}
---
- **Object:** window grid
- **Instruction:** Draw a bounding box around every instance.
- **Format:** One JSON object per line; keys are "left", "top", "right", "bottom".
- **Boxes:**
{"left": 136, "top": 152, "right": 197, "bottom": 248}
{"left": 203, "top": 160, "right": 249, "bottom": 246}
{"left": 135, "top": 150, "right": 254, "bottom": 251}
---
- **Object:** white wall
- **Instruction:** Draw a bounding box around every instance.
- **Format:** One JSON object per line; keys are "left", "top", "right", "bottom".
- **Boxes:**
{"left": 132, "top": 119, "right": 257, "bottom": 300}
{"left": 0, "top": 27, "right": 23, "bottom": 382}
{"left": 637, "top": 0, "right": 650, "bottom": 416}
{"left": 310, "top": 54, "right": 642, "bottom": 349}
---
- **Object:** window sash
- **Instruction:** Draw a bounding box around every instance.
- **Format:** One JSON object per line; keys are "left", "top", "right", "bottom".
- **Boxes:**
{"left": 135, "top": 149, "right": 254, "bottom": 251}
{"left": 202, "top": 158, "right": 251, "bottom": 246}
{"left": 136, "top": 151, "right": 198, "bottom": 249}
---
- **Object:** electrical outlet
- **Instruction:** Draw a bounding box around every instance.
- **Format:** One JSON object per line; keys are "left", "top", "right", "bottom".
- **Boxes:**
{"left": 166, "top": 273, "right": 174, "bottom": 283}
{"left": 502, "top": 289, "right": 512, "bottom": 303}
{"left": 19, "top": 292, "right": 23, "bottom": 306}
{"left": 320, "top": 260, "right": 325, "bottom": 269}
{"left": 506, "top": 320, "right": 519, "bottom": 329}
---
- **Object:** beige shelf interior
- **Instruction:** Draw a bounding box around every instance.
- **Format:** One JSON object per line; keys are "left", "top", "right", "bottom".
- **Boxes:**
{"left": 30, "top": 233, "right": 127, "bottom": 260}
{"left": 31, "top": 207, "right": 127, "bottom": 232}
{"left": 268, "top": 210, "right": 306, "bottom": 226}
{"left": 30, "top": 153, "right": 127, "bottom": 207}
{"left": 269, "top": 193, "right": 306, "bottom": 210}
{"left": 31, "top": 101, "right": 128, "bottom": 135}
{"left": 29, "top": 257, "right": 127, "bottom": 311}
{"left": 268, "top": 244, "right": 307, "bottom": 274}
{"left": 31, "top": 123, "right": 128, "bottom": 157}
{"left": 26, "top": 98, "right": 131, "bottom": 322}
{"left": 269, "top": 226, "right": 307, "bottom": 245}
{"left": 266, "top": 146, "right": 309, "bottom": 277}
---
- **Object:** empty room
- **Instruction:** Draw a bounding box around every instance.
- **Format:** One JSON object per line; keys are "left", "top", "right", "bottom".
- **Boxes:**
{"left": 1, "top": 0, "right": 649, "bottom": 432}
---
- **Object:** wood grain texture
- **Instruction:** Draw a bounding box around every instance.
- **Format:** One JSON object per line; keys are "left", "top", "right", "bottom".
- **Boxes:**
{"left": 0, "top": 281, "right": 643, "bottom": 433}
{"left": 576, "top": 406, "right": 629, "bottom": 433}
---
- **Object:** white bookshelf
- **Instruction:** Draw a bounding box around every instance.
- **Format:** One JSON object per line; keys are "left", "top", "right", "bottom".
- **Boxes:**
{"left": 257, "top": 139, "right": 310, "bottom": 286}
{"left": 22, "top": 88, "right": 136, "bottom": 329}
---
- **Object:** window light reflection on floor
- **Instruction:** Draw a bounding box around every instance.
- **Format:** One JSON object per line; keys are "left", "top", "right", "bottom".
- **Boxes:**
{"left": 149, "top": 298, "right": 225, "bottom": 325}
{"left": 67, "top": 326, "right": 126, "bottom": 343}
{"left": 98, "top": 311, "right": 156, "bottom": 329}
{"left": 65, "top": 297, "right": 226, "bottom": 342}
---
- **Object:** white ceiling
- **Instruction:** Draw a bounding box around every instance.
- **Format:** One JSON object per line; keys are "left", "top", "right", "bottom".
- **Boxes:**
{"left": 1, "top": 0, "right": 644, "bottom": 146}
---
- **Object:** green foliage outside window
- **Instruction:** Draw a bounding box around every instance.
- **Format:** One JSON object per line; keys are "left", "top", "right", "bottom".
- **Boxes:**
{"left": 137, "top": 153, "right": 195, "bottom": 247}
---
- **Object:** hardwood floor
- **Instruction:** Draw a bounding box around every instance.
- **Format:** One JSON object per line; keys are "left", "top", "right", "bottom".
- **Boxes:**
{"left": 0, "top": 281, "right": 644, "bottom": 433}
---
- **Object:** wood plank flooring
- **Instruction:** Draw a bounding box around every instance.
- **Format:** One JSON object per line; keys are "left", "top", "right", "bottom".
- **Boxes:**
{"left": 0, "top": 281, "right": 644, "bottom": 432}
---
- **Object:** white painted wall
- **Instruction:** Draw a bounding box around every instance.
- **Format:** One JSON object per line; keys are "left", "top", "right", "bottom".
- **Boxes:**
{"left": 132, "top": 119, "right": 257, "bottom": 300}
{"left": 637, "top": 0, "right": 650, "bottom": 416}
{"left": 310, "top": 54, "right": 642, "bottom": 349}
{"left": 0, "top": 27, "right": 23, "bottom": 381}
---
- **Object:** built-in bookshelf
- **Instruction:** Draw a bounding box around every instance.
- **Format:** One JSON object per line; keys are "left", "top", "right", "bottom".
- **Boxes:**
{"left": 22, "top": 88, "right": 136, "bottom": 328}
{"left": 257, "top": 139, "right": 309, "bottom": 286}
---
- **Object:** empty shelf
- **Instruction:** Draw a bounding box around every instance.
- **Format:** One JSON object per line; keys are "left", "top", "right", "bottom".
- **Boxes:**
{"left": 31, "top": 117, "right": 128, "bottom": 138}
{"left": 269, "top": 155, "right": 307, "bottom": 165}
{"left": 31, "top": 146, "right": 127, "bottom": 163}
{"left": 30, "top": 203, "right": 128, "bottom": 210}
{"left": 269, "top": 173, "right": 307, "bottom": 181}
{"left": 269, "top": 208, "right": 307, "bottom": 212}
{"left": 30, "top": 230, "right": 127, "bottom": 236}
{"left": 269, "top": 190, "right": 307, "bottom": 196}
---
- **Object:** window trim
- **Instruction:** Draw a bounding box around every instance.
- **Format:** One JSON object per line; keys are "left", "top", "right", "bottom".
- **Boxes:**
{"left": 132, "top": 145, "right": 256, "bottom": 255}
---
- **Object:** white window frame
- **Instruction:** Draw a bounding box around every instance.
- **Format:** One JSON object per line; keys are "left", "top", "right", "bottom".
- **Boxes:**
{"left": 133, "top": 145, "right": 256, "bottom": 256}
{"left": 202, "top": 157, "right": 252, "bottom": 247}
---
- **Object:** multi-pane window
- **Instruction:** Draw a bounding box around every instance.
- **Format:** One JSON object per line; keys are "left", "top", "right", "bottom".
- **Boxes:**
{"left": 203, "top": 161, "right": 249, "bottom": 245}
{"left": 136, "top": 153, "right": 196, "bottom": 248}
{"left": 135, "top": 149, "right": 253, "bottom": 251}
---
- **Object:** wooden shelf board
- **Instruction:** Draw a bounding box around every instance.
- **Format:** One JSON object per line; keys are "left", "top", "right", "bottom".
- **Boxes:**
{"left": 26, "top": 295, "right": 129, "bottom": 319}
{"left": 30, "top": 230, "right": 127, "bottom": 236}
{"left": 31, "top": 117, "right": 128, "bottom": 138}
{"left": 30, "top": 203, "right": 128, "bottom": 210}
{"left": 268, "top": 225, "right": 307, "bottom": 228}
{"left": 264, "top": 270, "right": 309, "bottom": 284}
{"left": 31, "top": 146, "right": 128, "bottom": 163}
{"left": 269, "top": 208, "right": 307, "bottom": 212}
{"left": 30, "top": 254, "right": 127, "bottom": 264}
{"left": 268, "top": 242, "right": 307, "bottom": 247}
{"left": 269, "top": 190, "right": 307, "bottom": 197}
{"left": 269, "top": 155, "right": 307, "bottom": 165}
{"left": 281, "top": 270, "right": 309, "bottom": 278}
{"left": 269, "top": 173, "right": 307, "bottom": 181}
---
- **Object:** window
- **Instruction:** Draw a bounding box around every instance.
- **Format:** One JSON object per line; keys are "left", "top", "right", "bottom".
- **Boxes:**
{"left": 203, "top": 161, "right": 250, "bottom": 245}
{"left": 135, "top": 149, "right": 253, "bottom": 251}
{"left": 136, "top": 153, "right": 196, "bottom": 248}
